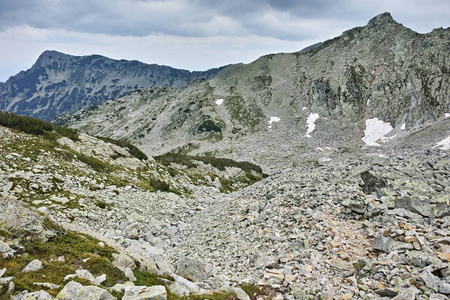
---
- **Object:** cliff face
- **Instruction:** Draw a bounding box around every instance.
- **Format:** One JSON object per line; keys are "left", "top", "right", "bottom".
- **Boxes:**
{"left": 0, "top": 50, "right": 223, "bottom": 120}
{"left": 59, "top": 13, "right": 450, "bottom": 172}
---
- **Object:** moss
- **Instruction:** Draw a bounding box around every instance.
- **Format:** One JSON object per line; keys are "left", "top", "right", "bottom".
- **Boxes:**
{"left": 83, "top": 257, "right": 126, "bottom": 287}
{"left": 133, "top": 268, "right": 167, "bottom": 286}
{"left": 240, "top": 283, "right": 265, "bottom": 299}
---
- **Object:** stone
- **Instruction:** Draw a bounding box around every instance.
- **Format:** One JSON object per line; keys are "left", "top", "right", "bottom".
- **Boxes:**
{"left": 64, "top": 269, "right": 106, "bottom": 286}
{"left": 22, "top": 259, "right": 43, "bottom": 273}
{"left": 234, "top": 287, "right": 251, "bottom": 300}
{"left": 11, "top": 290, "right": 54, "bottom": 300}
{"left": 421, "top": 268, "right": 441, "bottom": 292}
{"left": 405, "top": 251, "right": 442, "bottom": 268}
{"left": 167, "top": 274, "right": 208, "bottom": 297}
{"left": 439, "top": 282, "right": 450, "bottom": 294}
{"left": 372, "top": 236, "right": 394, "bottom": 253}
{"left": 55, "top": 280, "right": 116, "bottom": 300}
{"left": 175, "top": 256, "right": 211, "bottom": 282}
{"left": 113, "top": 252, "right": 136, "bottom": 271}
{"left": 123, "top": 285, "right": 167, "bottom": 300}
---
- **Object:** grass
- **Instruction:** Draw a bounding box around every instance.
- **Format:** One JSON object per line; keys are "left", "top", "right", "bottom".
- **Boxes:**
{"left": 0, "top": 220, "right": 127, "bottom": 297}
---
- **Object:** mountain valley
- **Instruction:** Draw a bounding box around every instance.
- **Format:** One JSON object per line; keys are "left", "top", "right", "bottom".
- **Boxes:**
{"left": 0, "top": 12, "right": 450, "bottom": 300}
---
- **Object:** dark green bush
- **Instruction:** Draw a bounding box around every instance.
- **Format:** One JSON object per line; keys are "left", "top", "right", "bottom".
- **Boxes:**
{"left": 0, "top": 111, "right": 79, "bottom": 140}
{"left": 0, "top": 111, "right": 52, "bottom": 135}
{"left": 150, "top": 177, "right": 170, "bottom": 192}
{"left": 155, "top": 153, "right": 264, "bottom": 174}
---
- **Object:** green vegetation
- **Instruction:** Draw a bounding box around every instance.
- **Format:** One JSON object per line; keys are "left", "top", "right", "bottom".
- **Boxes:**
{"left": 224, "top": 95, "right": 264, "bottom": 130}
{"left": 155, "top": 153, "right": 264, "bottom": 174}
{"left": 0, "top": 111, "right": 79, "bottom": 140}
{"left": 154, "top": 153, "right": 266, "bottom": 193}
{"left": 0, "top": 223, "right": 127, "bottom": 297}
{"left": 76, "top": 153, "right": 112, "bottom": 173}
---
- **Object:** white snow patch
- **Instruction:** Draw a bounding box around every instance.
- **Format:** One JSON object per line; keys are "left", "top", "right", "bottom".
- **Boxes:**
{"left": 433, "top": 135, "right": 450, "bottom": 150}
{"left": 303, "top": 107, "right": 307, "bottom": 110}
{"left": 215, "top": 99, "right": 224, "bottom": 105}
{"left": 367, "top": 99, "right": 370, "bottom": 106}
{"left": 401, "top": 123, "right": 406, "bottom": 130}
{"left": 306, "top": 113, "right": 319, "bottom": 137}
{"left": 362, "top": 118, "right": 394, "bottom": 146}
{"left": 268, "top": 117, "right": 280, "bottom": 129}
{"left": 445, "top": 113, "right": 450, "bottom": 118}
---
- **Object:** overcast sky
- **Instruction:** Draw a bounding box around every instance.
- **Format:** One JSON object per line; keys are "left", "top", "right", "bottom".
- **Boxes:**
{"left": 0, "top": 0, "right": 449, "bottom": 82}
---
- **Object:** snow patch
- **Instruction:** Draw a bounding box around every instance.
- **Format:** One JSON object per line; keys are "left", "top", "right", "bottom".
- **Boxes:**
{"left": 215, "top": 99, "right": 224, "bottom": 105}
{"left": 433, "top": 135, "right": 450, "bottom": 150}
{"left": 362, "top": 118, "right": 394, "bottom": 146}
{"left": 268, "top": 117, "right": 280, "bottom": 129}
{"left": 303, "top": 107, "right": 307, "bottom": 110}
{"left": 306, "top": 113, "right": 319, "bottom": 137}
{"left": 445, "top": 113, "right": 450, "bottom": 118}
{"left": 401, "top": 123, "right": 406, "bottom": 130}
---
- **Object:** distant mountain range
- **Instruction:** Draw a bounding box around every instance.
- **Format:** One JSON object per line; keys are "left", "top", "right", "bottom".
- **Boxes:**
{"left": 0, "top": 50, "right": 224, "bottom": 120}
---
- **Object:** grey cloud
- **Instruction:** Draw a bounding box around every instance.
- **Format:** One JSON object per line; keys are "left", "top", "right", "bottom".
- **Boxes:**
{"left": 0, "top": 0, "right": 449, "bottom": 40}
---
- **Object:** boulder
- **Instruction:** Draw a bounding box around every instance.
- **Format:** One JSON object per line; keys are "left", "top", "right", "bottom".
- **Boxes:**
{"left": 175, "top": 256, "right": 211, "bottom": 282}
{"left": 55, "top": 280, "right": 116, "bottom": 300}
{"left": 11, "top": 290, "right": 54, "bottom": 300}
{"left": 22, "top": 260, "right": 43, "bottom": 273}
{"left": 123, "top": 285, "right": 167, "bottom": 300}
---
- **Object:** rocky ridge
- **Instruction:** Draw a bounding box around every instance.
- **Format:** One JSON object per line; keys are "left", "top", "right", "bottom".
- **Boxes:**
{"left": 57, "top": 13, "right": 450, "bottom": 173}
{"left": 0, "top": 50, "right": 224, "bottom": 121}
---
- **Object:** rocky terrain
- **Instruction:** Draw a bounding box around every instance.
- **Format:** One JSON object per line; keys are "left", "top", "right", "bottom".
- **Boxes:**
{"left": 0, "top": 11, "right": 449, "bottom": 300}
{"left": 56, "top": 13, "right": 449, "bottom": 174}
{"left": 0, "top": 50, "right": 224, "bottom": 121}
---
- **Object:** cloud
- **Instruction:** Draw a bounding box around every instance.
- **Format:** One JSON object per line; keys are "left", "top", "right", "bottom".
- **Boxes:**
{"left": 1, "top": 0, "right": 449, "bottom": 39}
{"left": 0, "top": 0, "right": 449, "bottom": 81}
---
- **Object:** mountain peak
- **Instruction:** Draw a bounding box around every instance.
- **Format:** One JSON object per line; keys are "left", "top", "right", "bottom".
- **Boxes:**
{"left": 367, "top": 12, "right": 397, "bottom": 28}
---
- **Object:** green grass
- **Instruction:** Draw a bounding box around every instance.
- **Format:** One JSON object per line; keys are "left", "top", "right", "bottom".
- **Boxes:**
{"left": 76, "top": 154, "right": 112, "bottom": 173}
{"left": 0, "top": 219, "right": 127, "bottom": 297}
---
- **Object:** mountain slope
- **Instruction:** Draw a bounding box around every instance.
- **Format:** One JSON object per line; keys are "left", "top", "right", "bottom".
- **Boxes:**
{"left": 0, "top": 50, "right": 224, "bottom": 120}
{"left": 59, "top": 13, "right": 450, "bottom": 172}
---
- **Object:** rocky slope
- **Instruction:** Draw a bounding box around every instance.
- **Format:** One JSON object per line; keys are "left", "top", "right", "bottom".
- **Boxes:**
{"left": 1, "top": 12, "right": 450, "bottom": 300}
{"left": 57, "top": 13, "right": 450, "bottom": 173}
{"left": 0, "top": 50, "right": 224, "bottom": 121}
{"left": 1, "top": 117, "right": 449, "bottom": 299}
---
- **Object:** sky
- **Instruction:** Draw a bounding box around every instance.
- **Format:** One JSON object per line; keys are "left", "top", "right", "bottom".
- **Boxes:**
{"left": 0, "top": 0, "right": 449, "bottom": 82}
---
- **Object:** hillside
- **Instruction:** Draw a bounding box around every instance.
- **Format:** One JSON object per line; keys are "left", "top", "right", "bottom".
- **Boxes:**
{"left": 0, "top": 51, "right": 224, "bottom": 121}
{"left": 1, "top": 12, "right": 450, "bottom": 300}
{"left": 57, "top": 13, "right": 450, "bottom": 173}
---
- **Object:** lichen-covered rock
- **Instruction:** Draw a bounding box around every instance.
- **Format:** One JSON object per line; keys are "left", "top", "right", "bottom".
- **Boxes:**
{"left": 22, "top": 260, "right": 43, "bottom": 273}
{"left": 11, "top": 290, "right": 54, "bottom": 300}
{"left": 0, "top": 197, "right": 55, "bottom": 240}
{"left": 122, "top": 285, "right": 167, "bottom": 300}
{"left": 55, "top": 281, "right": 116, "bottom": 300}
{"left": 175, "top": 256, "right": 211, "bottom": 282}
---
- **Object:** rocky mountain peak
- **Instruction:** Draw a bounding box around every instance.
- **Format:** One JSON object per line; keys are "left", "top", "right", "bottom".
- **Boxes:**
{"left": 0, "top": 51, "right": 224, "bottom": 121}
{"left": 367, "top": 12, "right": 396, "bottom": 28}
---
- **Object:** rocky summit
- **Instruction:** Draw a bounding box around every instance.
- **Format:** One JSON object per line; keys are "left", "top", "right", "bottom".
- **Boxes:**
{"left": 0, "top": 50, "right": 224, "bottom": 121}
{"left": 1, "top": 12, "right": 450, "bottom": 300}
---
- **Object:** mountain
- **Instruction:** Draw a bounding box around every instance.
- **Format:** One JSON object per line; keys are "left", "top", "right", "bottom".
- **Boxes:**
{"left": 1, "top": 12, "right": 450, "bottom": 300}
{"left": 0, "top": 50, "right": 224, "bottom": 120}
{"left": 58, "top": 12, "right": 450, "bottom": 173}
